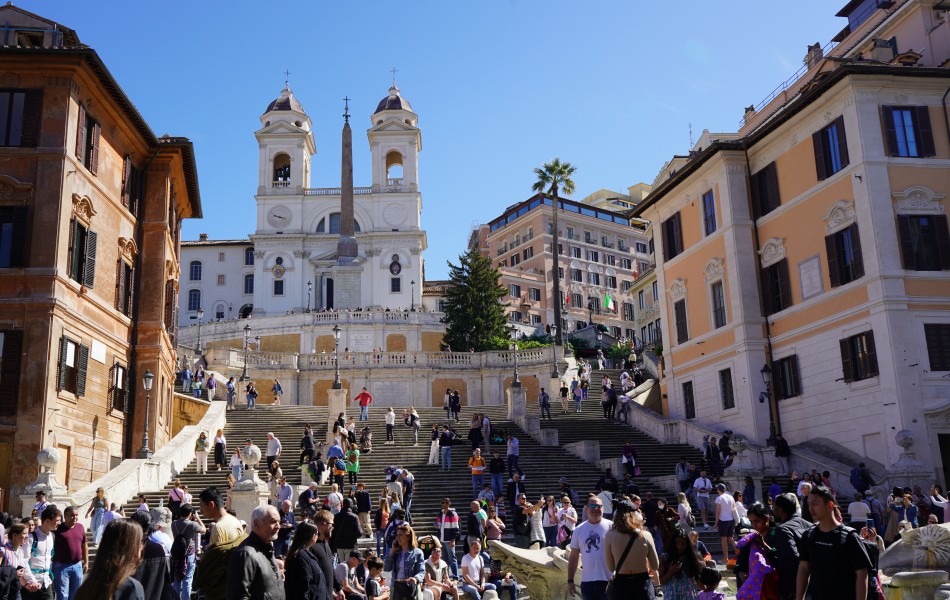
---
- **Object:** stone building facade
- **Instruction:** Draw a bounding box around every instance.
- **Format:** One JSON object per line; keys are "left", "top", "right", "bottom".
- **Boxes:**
{"left": 0, "top": 5, "right": 200, "bottom": 511}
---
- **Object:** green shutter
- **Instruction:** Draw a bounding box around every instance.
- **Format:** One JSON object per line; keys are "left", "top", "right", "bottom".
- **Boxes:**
{"left": 897, "top": 216, "right": 916, "bottom": 270}
{"left": 19, "top": 89, "right": 42, "bottom": 148}
{"left": 89, "top": 121, "right": 101, "bottom": 175}
{"left": 57, "top": 336, "right": 69, "bottom": 390}
{"left": 107, "top": 364, "right": 116, "bottom": 409}
{"left": 75, "top": 344, "right": 89, "bottom": 397}
{"left": 83, "top": 230, "right": 97, "bottom": 288}
{"left": 115, "top": 260, "right": 123, "bottom": 311}
{"left": 849, "top": 224, "right": 864, "bottom": 280}
{"left": 934, "top": 215, "right": 950, "bottom": 270}
{"left": 835, "top": 116, "right": 850, "bottom": 168}
{"left": 813, "top": 130, "right": 827, "bottom": 181}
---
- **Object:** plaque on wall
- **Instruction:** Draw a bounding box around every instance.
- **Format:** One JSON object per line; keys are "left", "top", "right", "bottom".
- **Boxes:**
{"left": 349, "top": 333, "right": 374, "bottom": 353}
{"left": 799, "top": 255, "right": 823, "bottom": 300}
{"left": 374, "top": 381, "right": 412, "bottom": 406}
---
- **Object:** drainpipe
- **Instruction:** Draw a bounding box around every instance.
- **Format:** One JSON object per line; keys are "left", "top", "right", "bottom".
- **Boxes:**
{"left": 743, "top": 149, "right": 781, "bottom": 445}
{"left": 942, "top": 84, "right": 950, "bottom": 156}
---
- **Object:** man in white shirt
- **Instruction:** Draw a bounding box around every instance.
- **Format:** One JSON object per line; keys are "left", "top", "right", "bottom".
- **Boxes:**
{"left": 459, "top": 539, "right": 495, "bottom": 600}
{"left": 506, "top": 435, "right": 524, "bottom": 479}
{"left": 692, "top": 469, "right": 713, "bottom": 529}
{"left": 266, "top": 432, "right": 282, "bottom": 470}
{"left": 384, "top": 407, "right": 396, "bottom": 445}
{"left": 23, "top": 505, "right": 60, "bottom": 598}
{"left": 566, "top": 495, "right": 613, "bottom": 599}
{"left": 847, "top": 492, "right": 873, "bottom": 528}
{"left": 713, "top": 483, "right": 737, "bottom": 564}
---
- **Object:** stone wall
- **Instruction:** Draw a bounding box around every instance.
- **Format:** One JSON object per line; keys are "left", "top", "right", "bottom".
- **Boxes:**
{"left": 312, "top": 378, "right": 353, "bottom": 406}
{"left": 431, "top": 379, "right": 468, "bottom": 407}
{"left": 421, "top": 331, "right": 443, "bottom": 351}
{"left": 386, "top": 334, "right": 407, "bottom": 351}
{"left": 172, "top": 393, "right": 212, "bottom": 437}
{"left": 259, "top": 333, "right": 301, "bottom": 353}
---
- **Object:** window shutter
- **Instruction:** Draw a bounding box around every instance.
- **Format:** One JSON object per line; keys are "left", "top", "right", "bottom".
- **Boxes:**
{"left": 849, "top": 223, "right": 865, "bottom": 280}
{"left": 75, "top": 104, "right": 86, "bottom": 159}
{"left": 672, "top": 212, "right": 682, "bottom": 255}
{"left": 789, "top": 355, "right": 801, "bottom": 397}
{"left": 778, "top": 259, "right": 792, "bottom": 309}
{"left": 123, "top": 367, "right": 131, "bottom": 413}
{"left": 9, "top": 206, "right": 28, "bottom": 268}
{"left": 835, "top": 116, "right": 850, "bottom": 168}
{"left": 839, "top": 338, "right": 854, "bottom": 383}
{"left": 813, "top": 130, "right": 827, "bottom": 181}
{"left": 83, "top": 229, "right": 97, "bottom": 287}
{"left": 126, "top": 266, "right": 135, "bottom": 317}
{"left": 121, "top": 156, "right": 132, "bottom": 207}
{"left": 20, "top": 89, "right": 42, "bottom": 148}
{"left": 107, "top": 364, "right": 116, "bottom": 409}
{"left": 67, "top": 218, "right": 76, "bottom": 280}
{"left": 89, "top": 121, "right": 101, "bottom": 175}
{"left": 674, "top": 300, "right": 688, "bottom": 343}
{"left": 935, "top": 215, "right": 950, "bottom": 270}
{"left": 115, "top": 260, "right": 123, "bottom": 310}
{"left": 76, "top": 344, "right": 89, "bottom": 397}
{"left": 57, "top": 336, "right": 69, "bottom": 390}
{"left": 896, "top": 216, "right": 916, "bottom": 270}
{"left": 761, "top": 267, "right": 774, "bottom": 316}
{"left": 881, "top": 106, "right": 898, "bottom": 156}
{"left": 749, "top": 170, "right": 763, "bottom": 220}
{"left": 773, "top": 360, "right": 786, "bottom": 399}
{"left": 916, "top": 107, "right": 935, "bottom": 157}
{"left": 865, "top": 332, "right": 878, "bottom": 377}
{"left": 825, "top": 235, "right": 841, "bottom": 287}
{"left": 766, "top": 163, "right": 780, "bottom": 211}
{"left": 0, "top": 330, "right": 22, "bottom": 416}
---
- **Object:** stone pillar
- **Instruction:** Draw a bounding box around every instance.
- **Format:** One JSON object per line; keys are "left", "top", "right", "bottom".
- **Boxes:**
{"left": 230, "top": 443, "right": 270, "bottom": 524}
{"left": 19, "top": 448, "right": 71, "bottom": 517}
{"left": 508, "top": 386, "right": 526, "bottom": 420}
{"left": 549, "top": 376, "right": 562, "bottom": 412}
{"left": 327, "top": 388, "right": 348, "bottom": 444}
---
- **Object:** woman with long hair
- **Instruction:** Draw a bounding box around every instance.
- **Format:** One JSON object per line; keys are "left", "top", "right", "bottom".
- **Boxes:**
{"left": 213, "top": 429, "right": 227, "bottom": 471}
{"left": 485, "top": 504, "right": 506, "bottom": 541}
{"left": 542, "top": 496, "right": 559, "bottom": 547}
{"left": 605, "top": 506, "right": 659, "bottom": 599}
{"left": 375, "top": 497, "right": 391, "bottom": 557}
{"left": 467, "top": 414, "right": 482, "bottom": 452}
{"left": 658, "top": 527, "right": 703, "bottom": 599}
{"left": 194, "top": 431, "right": 210, "bottom": 475}
{"left": 283, "top": 521, "right": 327, "bottom": 599}
{"left": 75, "top": 519, "right": 144, "bottom": 600}
{"left": 384, "top": 523, "right": 425, "bottom": 600}
{"left": 85, "top": 487, "right": 108, "bottom": 544}
{"left": 735, "top": 503, "right": 779, "bottom": 600}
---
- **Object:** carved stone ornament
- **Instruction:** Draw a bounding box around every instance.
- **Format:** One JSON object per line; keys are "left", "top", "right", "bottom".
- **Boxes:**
{"left": 758, "top": 238, "right": 787, "bottom": 268}
{"left": 822, "top": 200, "right": 857, "bottom": 234}
{"left": 668, "top": 278, "right": 687, "bottom": 301}
{"left": 254, "top": 251, "right": 265, "bottom": 258}
{"left": 893, "top": 186, "right": 945, "bottom": 216}
{"left": 118, "top": 237, "right": 138, "bottom": 261}
{"left": 292, "top": 250, "right": 312, "bottom": 258}
{"left": 71, "top": 193, "right": 97, "bottom": 222}
{"left": 410, "top": 247, "right": 421, "bottom": 255}
{"left": 365, "top": 249, "right": 382, "bottom": 257}
{"left": 704, "top": 258, "right": 724, "bottom": 282}
{"left": 165, "top": 259, "right": 180, "bottom": 281}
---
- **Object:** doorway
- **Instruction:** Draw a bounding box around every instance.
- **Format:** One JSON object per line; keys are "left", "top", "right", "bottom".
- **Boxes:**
{"left": 326, "top": 278, "right": 334, "bottom": 310}
{"left": 938, "top": 434, "right": 950, "bottom": 490}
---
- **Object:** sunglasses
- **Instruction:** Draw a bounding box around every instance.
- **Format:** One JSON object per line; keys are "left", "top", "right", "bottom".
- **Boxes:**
{"left": 587, "top": 504, "right": 603, "bottom": 510}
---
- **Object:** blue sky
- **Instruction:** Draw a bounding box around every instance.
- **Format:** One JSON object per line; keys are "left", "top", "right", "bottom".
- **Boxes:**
{"left": 32, "top": 1, "right": 844, "bottom": 279}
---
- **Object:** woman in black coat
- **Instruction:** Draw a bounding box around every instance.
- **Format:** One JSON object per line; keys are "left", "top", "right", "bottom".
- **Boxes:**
{"left": 284, "top": 521, "right": 330, "bottom": 600}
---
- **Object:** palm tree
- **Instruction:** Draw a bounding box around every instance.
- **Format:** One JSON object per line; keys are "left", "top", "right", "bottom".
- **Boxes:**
{"left": 532, "top": 158, "right": 576, "bottom": 352}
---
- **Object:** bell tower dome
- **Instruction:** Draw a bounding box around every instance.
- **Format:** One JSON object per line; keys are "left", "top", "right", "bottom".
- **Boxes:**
{"left": 368, "top": 83, "right": 421, "bottom": 193}
{"left": 255, "top": 84, "right": 316, "bottom": 193}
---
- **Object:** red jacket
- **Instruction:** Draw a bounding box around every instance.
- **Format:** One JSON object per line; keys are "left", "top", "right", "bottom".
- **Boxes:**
{"left": 355, "top": 391, "right": 373, "bottom": 406}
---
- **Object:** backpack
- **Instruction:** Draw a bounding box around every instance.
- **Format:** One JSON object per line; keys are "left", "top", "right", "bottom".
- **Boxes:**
{"left": 685, "top": 508, "right": 696, "bottom": 528}
{"left": 850, "top": 468, "right": 867, "bottom": 492}
{"left": 385, "top": 521, "right": 401, "bottom": 547}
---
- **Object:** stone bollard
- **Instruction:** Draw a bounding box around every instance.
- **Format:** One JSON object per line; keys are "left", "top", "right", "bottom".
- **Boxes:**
{"left": 935, "top": 583, "right": 950, "bottom": 600}
{"left": 508, "top": 386, "right": 526, "bottom": 420}
{"left": 326, "top": 388, "right": 347, "bottom": 444}
{"left": 518, "top": 413, "right": 540, "bottom": 435}
{"left": 230, "top": 443, "right": 270, "bottom": 524}
{"left": 538, "top": 428, "right": 559, "bottom": 447}
{"left": 19, "top": 448, "right": 71, "bottom": 517}
{"left": 885, "top": 570, "right": 948, "bottom": 600}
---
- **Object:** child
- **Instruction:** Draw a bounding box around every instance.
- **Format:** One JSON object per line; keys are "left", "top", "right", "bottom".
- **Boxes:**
{"left": 365, "top": 556, "right": 390, "bottom": 600}
{"left": 698, "top": 566, "right": 724, "bottom": 600}
{"left": 477, "top": 483, "right": 495, "bottom": 505}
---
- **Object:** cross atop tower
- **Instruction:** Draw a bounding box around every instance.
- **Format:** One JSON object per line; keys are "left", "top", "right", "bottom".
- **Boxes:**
{"left": 343, "top": 96, "right": 350, "bottom": 123}
{"left": 283, "top": 69, "right": 292, "bottom": 88}
{"left": 390, "top": 67, "right": 398, "bottom": 84}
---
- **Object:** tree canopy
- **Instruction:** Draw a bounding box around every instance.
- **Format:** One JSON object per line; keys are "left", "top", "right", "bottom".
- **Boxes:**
{"left": 441, "top": 246, "right": 509, "bottom": 352}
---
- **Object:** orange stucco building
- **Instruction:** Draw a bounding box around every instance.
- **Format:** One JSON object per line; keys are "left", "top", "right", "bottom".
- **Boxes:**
{"left": 636, "top": 0, "right": 950, "bottom": 481}
{"left": 0, "top": 6, "right": 200, "bottom": 511}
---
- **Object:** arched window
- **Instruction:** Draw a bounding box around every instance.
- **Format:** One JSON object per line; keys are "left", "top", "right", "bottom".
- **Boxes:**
{"left": 244, "top": 274, "right": 254, "bottom": 294}
{"left": 244, "top": 247, "right": 254, "bottom": 266}
{"left": 214, "top": 303, "right": 226, "bottom": 320}
{"left": 273, "top": 153, "right": 290, "bottom": 187}
{"left": 385, "top": 150, "right": 404, "bottom": 183}
{"left": 316, "top": 213, "right": 361, "bottom": 234}
{"left": 187, "top": 289, "right": 201, "bottom": 311}
{"left": 189, "top": 260, "right": 202, "bottom": 281}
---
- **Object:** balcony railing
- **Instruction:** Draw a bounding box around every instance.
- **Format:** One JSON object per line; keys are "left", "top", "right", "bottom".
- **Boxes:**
{"left": 272, "top": 180, "right": 291, "bottom": 188}
{"left": 216, "top": 348, "right": 552, "bottom": 372}
{"left": 303, "top": 187, "right": 373, "bottom": 196}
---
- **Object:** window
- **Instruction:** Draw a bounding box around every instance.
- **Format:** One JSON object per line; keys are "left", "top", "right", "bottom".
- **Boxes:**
{"left": 244, "top": 247, "right": 255, "bottom": 266}
{"left": 588, "top": 250, "right": 599, "bottom": 262}
{"left": 75, "top": 105, "right": 101, "bottom": 175}
{"left": 702, "top": 190, "right": 717, "bottom": 235}
{"left": 0, "top": 330, "right": 23, "bottom": 416}
{"left": 557, "top": 244, "right": 563, "bottom": 255}
{"left": 57, "top": 336, "right": 88, "bottom": 396}
{"left": 641, "top": 326, "right": 647, "bottom": 344}
{"left": 611, "top": 326, "right": 622, "bottom": 338}
{"left": 635, "top": 242, "right": 648, "bottom": 254}
{"left": 217, "top": 274, "right": 226, "bottom": 285}
{"left": 0, "top": 89, "right": 42, "bottom": 147}
{"left": 601, "top": 235, "right": 609, "bottom": 247}
{"left": 0, "top": 206, "right": 28, "bottom": 268}
{"left": 882, "top": 106, "right": 935, "bottom": 158}
{"left": 773, "top": 356, "right": 801, "bottom": 400}
{"left": 187, "top": 289, "right": 201, "bottom": 312}
{"left": 67, "top": 218, "right": 97, "bottom": 287}
{"left": 588, "top": 273, "right": 601, "bottom": 286}
{"left": 618, "top": 240, "right": 628, "bottom": 251}
{"left": 813, "top": 116, "right": 849, "bottom": 180}
{"left": 114, "top": 260, "right": 134, "bottom": 317}
{"left": 711, "top": 280, "right": 726, "bottom": 328}
{"left": 217, "top": 252, "right": 225, "bottom": 262}
{"left": 683, "top": 382, "right": 695, "bottom": 419}
{"left": 508, "top": 311, "right": 522, "bottom": 323}
{"left": 122, "top": 156, "right": 144, "bottom": 218}
{"left": 826, "top": 223, "right": 864, "bottom": 287}
{"left": 558, "top": 267, "right": 564, "bottom": 279}
{"left": 391, "top": 278, "right": 401, "bottom": 293}
{"left": 638, "top": 290, "right": 645, "bottom": 310}
{"left": 523, "top": 247, "right": 533, "bottom": 260}
{"left": 897, "top": 215, "right": 950, "bottom": 271}
{"left": 316, "top": 213, "right": 360, "bottom": 233}
{"left": 622, "top": 302, "right": 634, "bottom": 321}
{"left": 273, "top": 280, "right": 284, "bottom": 296}
{"left": 510, "top": 254, "right": 521, "bottom": 266}
{"left": 215, "top": 304, "right": 225, "bottom": 320}
{"left": 761, "top": 259, "right": 792, "bottom": 316}
{"left": 719, "top": 368, "right": 735, "bottom": 410}
{"left": 531, "top": 314, "right": 541, "bottom": 325}
{"left": 509, "top": 284, "right": 521, "bottom": 297}
{"left": 840, "top": 330, "right": 878, "bottom": 382}
{"left": 244, "top": 274, "right": 254, "bottom": 294}
{"left": 652, "top": 282, "right": 658, "bottom": 301}
{"left": 109, "top": 363, "right": 129, "bottom": 413}
{"left": 662, "top": 212, "right": 684, "bottom": 260}
{"left": 566, "top": 227, "right": 574, "bottom": 240}
{"left": 189, "top": 260, "right": 202, "bottom": 281}
{"left": 620, "top": 258, "right": 632, "bottom": 270}
{"left": 571, "top": 293, "right": 583, "bottom": 307}
{"left": 674, "top": 299, "right": 688, "bottom": 344}
{"left": 570, "top": 247, "right": 582, "bottom": 258}
{"left": 750, "top": 162, "right": 781, "bottom": 219}
{"left": 498, "top": 260, "right": 507, "bottom": 268}
{"left": 571, "top": 269, "right": 583, "bottom": 283}
{"left": 622, "top": 280, "right": 632, "bottom": 292}
{"left": 605, "top": 276, "right": 617, "bottom": 289}
{"left": 605, "top": 255, "right": 615, "bottom": 266}
{"left": 529, "top": 288, "right": 541, "bottom": 302}
{"left": 925, "top": 324, "right": 950, "bottom": 371}
{"left": 584, "top": 231, "right": 592, "bottom": 243}
{"left": 648, "top": 238, "right": 654, "bottom": 255}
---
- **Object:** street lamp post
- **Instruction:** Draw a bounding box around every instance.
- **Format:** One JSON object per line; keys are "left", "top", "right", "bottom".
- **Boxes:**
{"left": 137, "top": 369, "right": 154, "bottom": 459}
{"left": 307, "top": 280, "right": 312, "bottom": 313}
{"left": 239, "top": 324, "right": 251, "bottom": 382}
{"left": 195, "top": 308, "right": 204, "bottom": 354}
{"left": 760, "top": 363, "right": 778, "bottom": 446}
{"left": 509, "top": 325, "right": 521, "bottom": 388}
{"left": 332, "top": 324, "right": 342, "bottom": 389}
{"left": 550, "top": 324, "right": 559, "bottom": 378}
{"left": 410, "top": 280, "right": 416, "bottom": 312}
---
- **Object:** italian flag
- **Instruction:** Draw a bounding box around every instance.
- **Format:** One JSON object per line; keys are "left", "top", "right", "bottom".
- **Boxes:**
{"left": 603, "top": 292, "right": 615, "bottom": 311}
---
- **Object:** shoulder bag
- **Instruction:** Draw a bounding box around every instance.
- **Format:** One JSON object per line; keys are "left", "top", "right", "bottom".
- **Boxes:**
{"left": 605, "top": 531, "right": 639, "bottom": 600}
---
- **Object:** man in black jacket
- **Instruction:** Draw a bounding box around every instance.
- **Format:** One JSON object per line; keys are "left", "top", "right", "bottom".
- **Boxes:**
{"left": 330, "top": 499, "right": 361, "bottom": 564}
{"left": 506, "top": 473, "right": 527, "bottom": 520}
{"left": 227, "top": 505, "right": 284, "bottom": 600}
{"left": 128, "top": 511, "right": 175, "bottom": 600}
{"left": 773, "top": 493, "right": 814, "bottom": 600}
{"left": 309, "top": 511, "right": 342, "bottom": 600}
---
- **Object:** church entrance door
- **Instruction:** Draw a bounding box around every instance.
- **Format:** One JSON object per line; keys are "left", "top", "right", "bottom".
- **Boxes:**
{"left": 326, "top": 278, "right": 334, "bottom": 310}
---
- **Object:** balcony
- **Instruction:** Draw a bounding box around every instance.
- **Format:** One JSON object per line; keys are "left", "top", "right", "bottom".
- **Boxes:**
{"left": 272, "top": 180, "right": 291, "bottom": 188}
{"left": 303, "top": 187, "right": 373, "bottom": 196}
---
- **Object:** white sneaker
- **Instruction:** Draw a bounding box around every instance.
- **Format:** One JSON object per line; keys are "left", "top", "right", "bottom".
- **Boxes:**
{"left": 703, "top": 524, "right": 710, "bottom": 530}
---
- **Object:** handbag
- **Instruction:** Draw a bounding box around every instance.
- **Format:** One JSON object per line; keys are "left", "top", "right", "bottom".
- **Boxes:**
{"left": 605, "top": 531, "right": 639, "bottom": 600}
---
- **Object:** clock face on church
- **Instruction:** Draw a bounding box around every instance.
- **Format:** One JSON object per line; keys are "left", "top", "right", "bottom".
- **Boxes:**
{"left": 267, "top": 206, "right": 292, "bottom": 228}
{"left": 389, "top": 261, "right": 401, "bottom": 275}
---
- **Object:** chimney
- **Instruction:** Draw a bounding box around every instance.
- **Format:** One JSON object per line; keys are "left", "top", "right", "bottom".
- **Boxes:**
{"left": 198, "top": 233, "right": 208, "bottom": 241}
{"left": 804, "top": 43, "right": 823, "bottom": 69}
{"left": 869, "top": 37, "right": 897, "bottom": 62}
{"left": 743, "top": 105, "right": 756, "bottom": 124}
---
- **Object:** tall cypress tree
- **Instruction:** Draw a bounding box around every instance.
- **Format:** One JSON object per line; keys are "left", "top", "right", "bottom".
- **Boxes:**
{"left": 442, "top": 246, "right": 509, "bottom": 351}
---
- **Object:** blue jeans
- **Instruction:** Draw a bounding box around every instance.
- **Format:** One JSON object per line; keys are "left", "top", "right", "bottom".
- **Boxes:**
{"left": 493, "top": 578, "right": 518, "bottom": 600}
{"left": 359, "top": 405, "right": 369, "bottom": 421}
{"left": 544, "top": 525, "right": 558, "bottom": 547}
{"left": 227, "top": 391, "right": 235, "bottom": 408}
{"left": 183, "top": 378, "right": 192, "bottom": 392}
{"left": 575, "top": 397, "right": 582, "bottom": 411}
{"left": 507, "top": 455, "right": 523, "bottom": 478}
{"left": 460, "top": 583, "right": 496, "bottom": 600}
{"left": 90, "top": 508, "right": 104, "bottom": 544}
{"left": 441, "top": 446, "right": 452, "bottom": 470}
{"left": 472, "top": 474, "right": 484, "bottom": 500}
{"left": 404, "top": 492, "right": 413, "bottom": 523}
{"left": 246, "top": 394, "right": 256, "bottom": 409}
{"left": 441, "top": 539, "right": 458, "bottom": 579}
{"left": 232, "top": 465, "right": 242, "bottom": 480}
{"left": 540, "top": 405, "right": 551, "bottom": 419}
{"left": 580, "top": 580, "right": 609, "bottom": 600}
{"left": 52, "top": 561, "right": 83, "bottom": 600}
{"left": 491, "top": 473, "right": 504, "bottom": 498}
{"left": 650, "top": 525, "right": 663, "bottom": 557}
{"left": 171, "top": 553, "right": 196, "bottom": 600}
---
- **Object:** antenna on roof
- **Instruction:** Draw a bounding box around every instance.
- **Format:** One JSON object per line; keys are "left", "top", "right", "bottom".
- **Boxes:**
{"left": 689, "top": 122, "right": 694, "bottom": 148}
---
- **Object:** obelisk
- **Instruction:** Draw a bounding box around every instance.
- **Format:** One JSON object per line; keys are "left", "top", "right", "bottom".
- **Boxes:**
{"left": 331, "top": 98, "right": 363, "bottom": 309}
